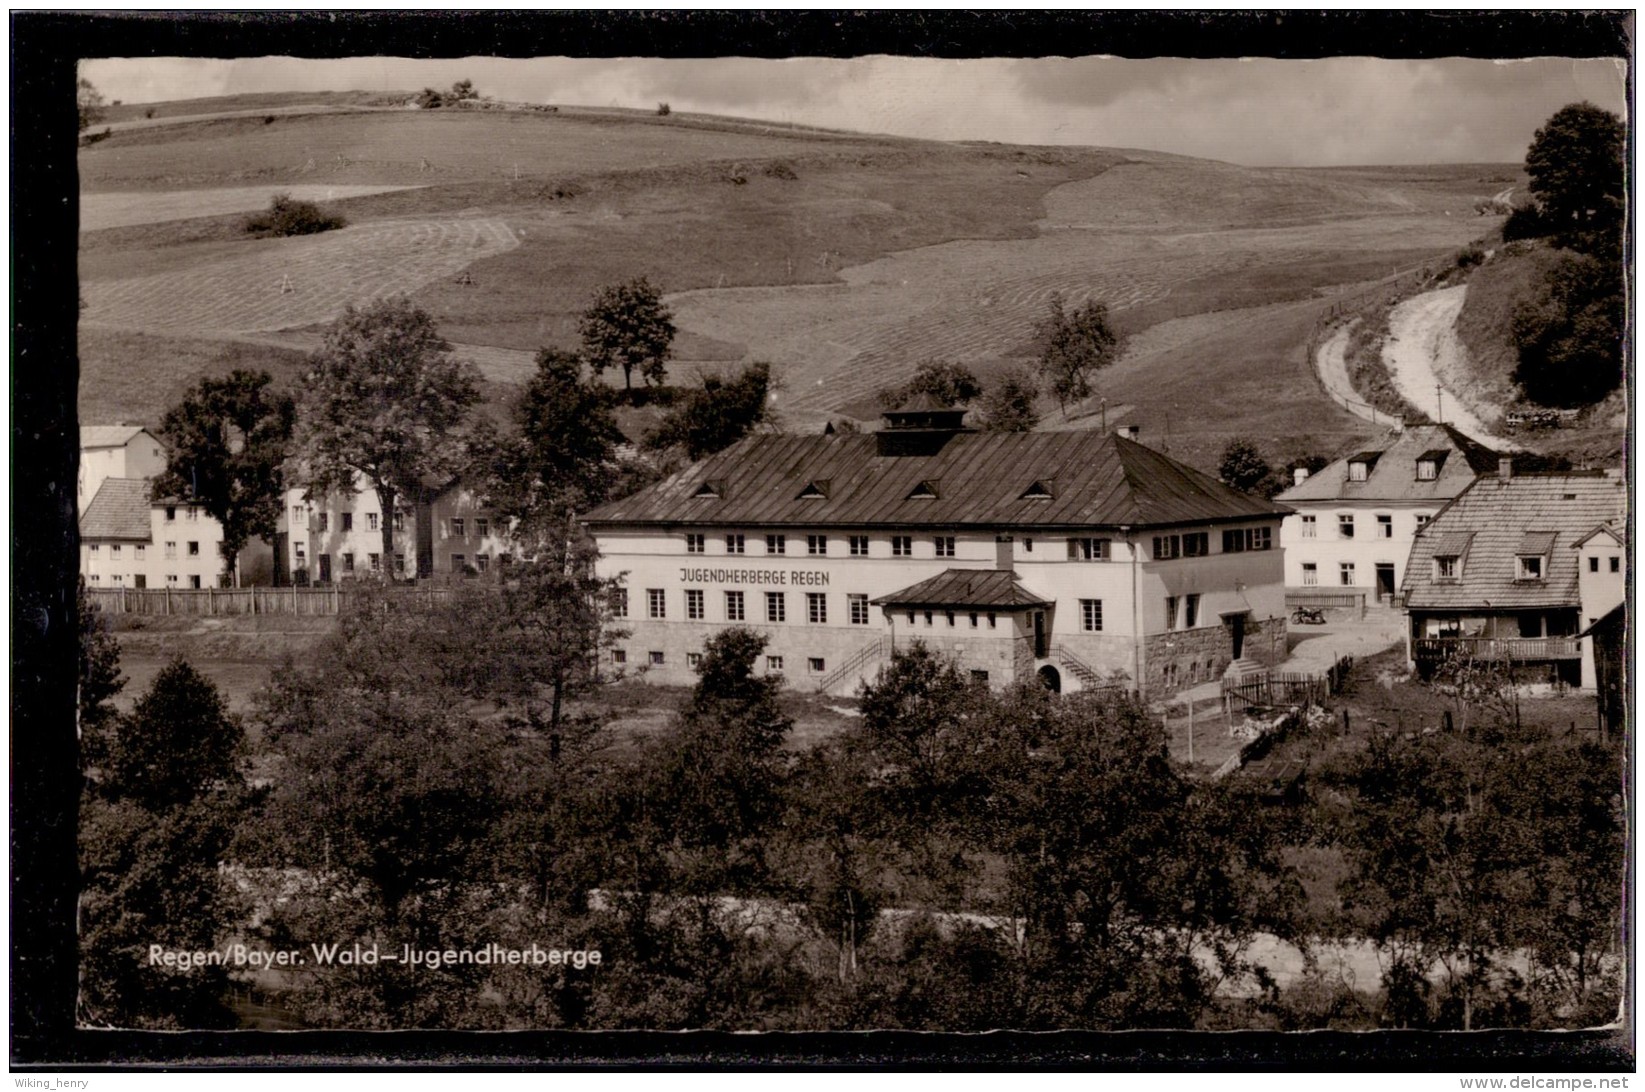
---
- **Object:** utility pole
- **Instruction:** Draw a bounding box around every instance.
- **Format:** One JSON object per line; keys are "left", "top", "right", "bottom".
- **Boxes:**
{"left": 1436, "top": 384, "right": 1444, "bottom": 424}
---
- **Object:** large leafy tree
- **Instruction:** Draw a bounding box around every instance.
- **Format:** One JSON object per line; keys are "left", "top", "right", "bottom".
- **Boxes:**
{"left": 1218, "top": 438, "right": 1274, "bottom": 496}
{"left": 293, "top": 298, "right": 481, "bottom": 577}
{"left": 977, "top": 367, "right": 1041, "bottom": 432}
{"left": 107, "top": 657, "right": 244, "bottom": 813}
{"left": 578, "top": 276, "right": 676, "bottom": 392}
{"left": 877, "top": 358, "right": 984, "bottom": 410}
{"left": 152, "top": 369, "right": 295, "bottom": 586}
{"left": 1525, "top": 102, "right": 1625, "bottom": 240}
{"left": 76, "top": 76, "right": 104, "bottom": 133}
{"left": 643, "top": 361, "right": 773, "bottom": 461}
{"left": 1511, "top": 250, "right": 1625, "bottom": 407}
{"left": 77, "top": 576, "right": 124, "bottom": 774}
{"left": 1033, "top": 292, "right": 1120, "bottom": 412}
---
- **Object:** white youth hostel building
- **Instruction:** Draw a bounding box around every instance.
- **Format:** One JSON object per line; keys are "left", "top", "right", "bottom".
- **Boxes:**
{"left": 581, "top": 404, "right": 1290, "bottom": 698}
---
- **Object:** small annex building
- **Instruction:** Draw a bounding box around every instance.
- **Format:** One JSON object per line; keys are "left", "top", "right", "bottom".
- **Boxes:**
{"left": 1401, "top": 466, "right": 1625, "bottom": 686}
{"left": 78, "top": 425, "right": 167, "bottom": 515}
{"left": 580, "top": 404, "right": 1291, "bottom": 697}
{"left": 1276, "top": 423, "right": 1501, "bottom": 606}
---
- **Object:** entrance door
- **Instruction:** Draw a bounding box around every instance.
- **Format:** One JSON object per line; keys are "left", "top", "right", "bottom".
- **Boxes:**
{"left": 318, "top": 554, "right": 332, "bottom": 583}
{"left": 1032, "top": 610, "right": 1048, "bottom": 659}
{"left": 1376, "top": 563, "right": 1396, "bottom": 602}
{"left": 1224, "top": 611, "right": 1247, "bottom": 659}
{"left": 1037, "top": 664, "right": 1062, "bottom": 693}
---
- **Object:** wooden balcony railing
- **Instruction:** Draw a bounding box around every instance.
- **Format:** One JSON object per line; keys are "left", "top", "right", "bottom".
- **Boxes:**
{"left": 1413, "top": 636, "right": 1581, "bottom": 662}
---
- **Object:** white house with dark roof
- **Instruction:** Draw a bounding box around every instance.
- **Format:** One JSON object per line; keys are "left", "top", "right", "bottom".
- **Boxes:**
{"left": 1573, "top": 522, "right": 1626, "bottom": 690}
{"left": 1276, "top": 423, "right": 1502, "bottom": 605}
{"left": 78, "top": 425, "right": 167, "bottom": 514}
{"left": 1401, "top": 466, "right": 1625, "bottom": 686}
{"left": 79, "top": 480, "right": 259, "bottom": 588}
{"left": 581, "top": 404, "right": 1291, "bottom": 697}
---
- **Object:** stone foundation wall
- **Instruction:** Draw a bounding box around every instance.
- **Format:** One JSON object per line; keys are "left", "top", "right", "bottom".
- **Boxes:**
{"left": 1140, "top": 615, "right": 1290, "bottom": 698}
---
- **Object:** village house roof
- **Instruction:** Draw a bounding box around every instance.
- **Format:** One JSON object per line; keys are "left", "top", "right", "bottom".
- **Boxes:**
{"left": 1401, "top": 472, "right": 1625, "bottom": 612}
{"left": 582, "top": 430, "right": 1289, "bottom": 531}
{"left": 1571, "top": 522, "right": 1625, "bottom": 550}
{"left": 872, "top": 568, "right": 1052, "bottom": 611}
{"left": 1276, "top": 423, "right": 1501, "bottom": 504}
{"left": 78, "top": 478, "right": 155, "bottom": 541}
{"left": 80, "top": 425, "right": 154, "bottom": 450}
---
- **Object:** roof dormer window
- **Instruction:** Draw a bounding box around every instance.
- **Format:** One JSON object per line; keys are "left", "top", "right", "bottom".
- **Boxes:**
{"left": 907, "top": 479, "right": 940, "bottom": 500}
{"left": 1346, "top": 450, "right": 1382, "bottom": 482}
{"left": 1348, "top": 462, "right": 1368, "bottom": 482}
{"left": 1020, "top": 479, "right": 1054, "bottom": 500}
{"left": 797, "top": 479, "right": 831, "bottom": 500}
{"left": 693, "top": 479, "right": 726, "bottom": 499}
{"left": 1415, "top": 450, "right": 1448, "bottom": 481}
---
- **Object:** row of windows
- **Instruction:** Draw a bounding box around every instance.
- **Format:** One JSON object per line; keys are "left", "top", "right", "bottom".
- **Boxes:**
{"left": 162, "top": 505, "right": 200, "bottom": 522}
{"left": 901, "top": 609, "right": 1001, "bottom": 629}
{"left": 89, "top": 541, "right": 209, "bottom": 558}
{"left": 690, "top": 533, "right": 951, "bottom": 558}
{"left": 86, "top": 573, "right": 203, "bottom": 588}
{"left": 1299, "top": 513, "right": 1428, "bottom": 540}
{"left": 1301, "top": 562, "right": 1367, "bottom": 586}
{"left": 294, "top": 509, "right": 408, "bottom": 533}
{"left": 621, "top": 588, "right": 873, "bottom": 626}
{"left": 1588, "top": 555, "right": 1623, "bottom": 574}
{"left": 690, "top": 531, "right": 1271, "bottom": 561}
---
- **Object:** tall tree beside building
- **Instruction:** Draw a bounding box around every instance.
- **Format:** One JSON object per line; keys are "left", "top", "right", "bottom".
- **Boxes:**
{"left": 293, "top": 298, "right": 481, "bottom": 578}
{"left": 1218, "top": 438, "right": 1274, "bottom": 496}
{"left": 977, "top": 367, "right": 1041, "bottom": 432}
{"left": 578, "top": 276, "right": 676, "bottom": 393}
{"left": 1033, "top": 292, "right": 1120, "bottom": 412}
{"left": 877, "top": 359, "right": 984, "bottom": 410}
{"left": 152, "top": 369, "right": 295, "bottom": 587}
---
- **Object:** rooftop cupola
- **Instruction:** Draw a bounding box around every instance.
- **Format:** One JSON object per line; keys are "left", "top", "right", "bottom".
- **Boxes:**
{"left": 877, "top": 391, "right": 969, "bottom": 456}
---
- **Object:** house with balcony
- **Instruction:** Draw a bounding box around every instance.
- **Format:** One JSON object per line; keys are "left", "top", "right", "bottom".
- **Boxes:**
{"left": 1276, "top": 423, "right": 1501, "bottom": 607}
{"left": 1401, "top": 465, "right": 1625, "bottom": 686}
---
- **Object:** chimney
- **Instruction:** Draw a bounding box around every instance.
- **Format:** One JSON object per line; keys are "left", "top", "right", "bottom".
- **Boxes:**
{"left": 1293, "top": 467, "right": 1310, "bottom": 486}
{"left": 995, "top": 535, "right": 1014, "bottom": 572}
{"left": 1116, "top": 425, "right": 1141, "bottom": 441}
{"left": 1498, "top": 456, "right": 1513, "bottom": 481}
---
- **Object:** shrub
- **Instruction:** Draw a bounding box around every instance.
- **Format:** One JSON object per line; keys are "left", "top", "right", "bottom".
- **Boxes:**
{"left": 763, "top": 160, "right": 798, "bottom": 181}
{"left": 263, "top": 115, "right": 276, "bottom": 125}
{"left": 81, "top": 128, "right": 113, "bottom": 146}
{"left": 1502, "top": 205, "right": 1545, "bottom": 242}
{"left": 144, "top": 108, "right": 155, "bottom": 119}
{"left": 416, "top": 87, "right": 445, "bottom": 109}
{"left": 243, "top": 194, "right": 347, "bottom": 238}
{"left": 656, "top": 102, "right": 671, "bottom": 116}
{"left": 1455, "top": 243, "right": 1485, "bottom": 269}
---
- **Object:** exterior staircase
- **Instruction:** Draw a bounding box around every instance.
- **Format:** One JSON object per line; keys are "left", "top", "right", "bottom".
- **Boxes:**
{"left": 816, "top": 637, "right": 886, "bottom": 695}
{"left": 1222, "top": 657, "right": 1269, "bottom": 684}
{"left": 1055, "top": 644, "right": 1108, "bottom": 689}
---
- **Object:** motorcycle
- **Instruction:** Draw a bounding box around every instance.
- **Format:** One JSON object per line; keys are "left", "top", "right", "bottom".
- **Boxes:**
{"left": 1290, "top": 606, "right": 1326, "bottom": 625}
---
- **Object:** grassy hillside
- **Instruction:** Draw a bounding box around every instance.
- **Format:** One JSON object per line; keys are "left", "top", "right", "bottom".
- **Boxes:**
{"left": 1453, "top": 242, "right": 1561, "bottom": 405}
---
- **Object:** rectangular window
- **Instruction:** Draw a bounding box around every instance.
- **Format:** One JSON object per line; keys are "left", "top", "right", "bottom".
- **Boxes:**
{"left": 367, "top": 512, "right": 379, "bottom": 531}
{"left": 766, "top": 655, "right": 784, "bottom": 673}
{"left": 475, "top": 518, "right": 489, "bottom": 538}
{"left": 1081, "top": 599, "right": 1103, "bottom": 632}
{"left": 318, "top": 512, "right": 328, "bottom": 532}
{"left": 988, "top": 612, "right": 997, "bottom": 628}
{"left": 611, "top": 649, "right": 627, "bottom": 666}
{"left": 1517, "top": 555, "right": 1544, "bottom": 581}
{"left": 1338, "top": 515, "right": 1354, "bottom": 539}
{"left": 190, "top": 575, "right": 202, "bottom": 589}
{"left": 969, "top": 612, "right": 979, "bottom": 627}
{"left": 1415, "top": 514, "right": 1430, "bottom": 529}
{"left": 475, "top": 554, "right": 489, "bottom": 573}
{"left": 1435, "top": 556, "right": 1459, "bottom": 580}
{"left": 650, "top": 651, "right": 665, "bottom": 666}
{"left": 451, "top": 554, "right": 465, "bottom": 572}
{"left": 726, "top": 534, "right": 745, "bottom": 555}
{"left": 1302, "top": 562, "right": 1318, "bottom": 586}
{"left": 808, "top": 657, "right": 826, "bottom": 674}
{"left": 971, "top": 670, "right": 990, "bottom": 684}
{"left": 924, "top": 611, "right": 934, "bottom": 626}
{"left": 808, "top": 534, "right": 828, "bottom": 556}
{"left": 892, "top": 535, "right": 912, "bottom": 557}
{"left": 87, "top": 543, "right": 100, "bottom": 553}
{"left": 295, "top": 544, "right": 306, "bottom": 563}
{"left": 907, "top": 610, "right": 916, "bottom": 625}
{"left": 369, "top": 553, "right": 381, "bottom": 572}
{"left": 187, "top": 506, "right": 199, "bottom": 522}
{"left": 1183, "top": 532, "right": 1209, "bottom": 557}
{"left": 1165, "top": 595, "right": 1179, "bottom": 631}
{"left": 111, "top": 574, "right": 123, "bottom": 585}
{"left": 1301, "top": 515, "right": 1317, "bottom": 538}
{"left": 1611, "top": 556, "right": 1621, "bottom": 573}
{"left": 849, "top": 535, "right": 869, "bottom": 557}
{"left": 1222, "top": 527, "right": 1273, "bottom": 553}
{"left": 134, "top": 545, "right": 144, "bottom": 559}
{"left": 686, "top": 588, "right": 704, "bottom": 620}
{"left": 393, "top": 510, "right": 404, "bottom": 532}
{"left": 450, "top": 517, "right": 463, "bottom": 537}
{"left": 1348, "top": 461, "right": 1369, "bottom": 482}
{"left": 1152, "top": 535, "right": 1180, "bottom": 560}
{"left": 1185, "top": 594, "right": 1201, "bottom": 628}
{"left": 394, "top": 553, "right": 405, "bottom": 573}
{"left": 766, "top": 592, "right": 786, "bottom": 623}
{"left": 165, "top": 506, "right": 177, "bottom": 522}
{"left": 110, "top": 544, "right": 121, "bottom": 556}
{"left": 1416, "top": 459, "right": 1438, "bottom": 481}
{"left": 342, "top": 552, "right": 355, "bottom": 572}
{"left": 1376, "top": 514, "right": 1393, "bottom": 539}
{"left": 766, "top": 533, "right": 785, "bottom": 555}
{"left": 647, "top": 588, "right": 666, "bottom": 619}
{"left": 687, "top": 652, "right": 703, "bottom": 669}
{"left": 686, "top": 533, "right": 705, "bottom": 554}
{"left": 165, "top": 541, "right": 177, "bottom": 559}
{"left": 1589, "top": 556, "right": 1600, "bottom": 573}
{"left": 340, "top": 512, "right": 353, "bottom": 532}
{"left": 807, "top": 592, "right": 827, "bottom": 624}
{"left": 725, "top": 590, "right": 745, "bottom": 622}
{"left": 1068, "top": 537, "right": 1110, "bottom": 560}
{"left": 1340, "top": 562, "right": 1356, "bottom": 586}
{"left": 849, "top": 594, "right": 869, "bottom": 625}
{"left": 187, "top": 541, "right": 200, "bottom": 556}
{"left": 933, "top": 536, "right": 955, "bottom": 558}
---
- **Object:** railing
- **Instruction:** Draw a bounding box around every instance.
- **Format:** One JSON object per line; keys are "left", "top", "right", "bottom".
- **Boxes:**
{"left": 1413, "top": 636, "right": 1581, "bottom": 662}
{"left": 816, "top": 637, "right": 886, "bottom": 694}
{"left": 1285, "top": 589, "right": 1366, "bottom": 612}
{"left": 1223, "top": 672, "right": 1330, "bottom": 711}
{"left": 1054, "top": 644, "right": 1106, "bottom": 688}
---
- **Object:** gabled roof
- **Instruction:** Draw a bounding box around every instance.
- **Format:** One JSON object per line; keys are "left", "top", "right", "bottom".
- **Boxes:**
{"left": 1277, "top": 424, "right": 1501, "bottom": 504}
{"left": 80, "top": 425, "right": 154, "bottom": 450}
{"left": 79, "top": 478, "right": 154, "bottom": 541}
{"left": 872, "top": 568, "right": 1051, "bottom": 610}
{"left": 1578, "top": 602, "right": 1625, "bottom": 639}
{"left": 1402, "top": 472, "right": 1625, "bottom": 611}
{"left": 583, "top": 431, "right": 1287, "bottom": 531}
{"left": 1572, "top": 523, "right": 1625, "bottom": 550}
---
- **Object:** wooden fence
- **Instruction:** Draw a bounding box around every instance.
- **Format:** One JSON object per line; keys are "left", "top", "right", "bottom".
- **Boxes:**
{"left": 1221, "top": 655, "right": 1355, "bottom": 712}
{"left": 87, "top": 585, "right": 462, "bottom": 617}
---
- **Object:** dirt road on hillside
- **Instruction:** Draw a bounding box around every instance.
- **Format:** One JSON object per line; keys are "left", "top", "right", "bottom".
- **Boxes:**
{"left": 1383, "top": 285, "right": 1518, "bottom": 449}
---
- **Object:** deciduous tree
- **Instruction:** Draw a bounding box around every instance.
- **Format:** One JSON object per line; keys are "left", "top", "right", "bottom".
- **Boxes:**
{"left": 1033, "top": 292, "right": 1120, "bottom": 412}
{"left": 578, "top": 277, "right": 676, "bottom": 392}
{"left": 977, "top": 367, "right": 1041, "bottom": 432}
{"left": 293, "top": 298, "right": 481, "bottom": 578}
{"left": 107, "top": 657, "right": 244, "bottom": 813}
{"left": 153, "top": 369, "right": 295, "bottom": 586}
{"left": 643, "top": 362, "right": 772, "bottom": 460}
{"left": 1218, "top": 438, "right": 1274, "bottom": 496}
{"left": 877, "top": 359, "right": 984, "bottom": 410}
{"left": 1525, "top": 102, "right": 1625, "bottom": 240}
{"left": 77, "top": 576, "right": 124, "bottom": 774}
{"left": 76, "top": 77, "right": 104, "bottom": 133}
